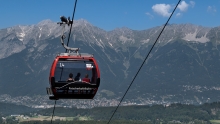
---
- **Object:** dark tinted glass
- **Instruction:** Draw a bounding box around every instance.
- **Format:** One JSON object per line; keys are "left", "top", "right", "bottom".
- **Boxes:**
{"left": 54, "top": 60, "right": 97, "bottom": 84}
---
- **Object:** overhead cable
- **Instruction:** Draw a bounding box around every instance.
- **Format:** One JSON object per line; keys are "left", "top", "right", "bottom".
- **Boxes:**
{"left": 107, "top": 0, "right": 182, "bottom": 123}
{"left": 51, "top": 1, "right": 78, "bottom": 124}
{"left": 50, "top": 100, "right": 57, "bottom": 124}
{"left": 66, "top": 0, "right": 78, "bottom": 52}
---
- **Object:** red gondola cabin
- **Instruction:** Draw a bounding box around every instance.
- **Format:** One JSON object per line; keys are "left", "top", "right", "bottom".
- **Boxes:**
{"left": 47, "top": 53, "right": 100, "bottom": 100}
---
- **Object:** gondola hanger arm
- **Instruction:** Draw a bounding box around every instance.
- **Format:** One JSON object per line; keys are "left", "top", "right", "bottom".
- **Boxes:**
{"left": 58, "top": 16, "right": 79, "bottom": 54}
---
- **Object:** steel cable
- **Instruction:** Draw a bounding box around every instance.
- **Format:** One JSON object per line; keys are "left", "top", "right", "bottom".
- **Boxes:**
{"left": 51, "top": 0, "right": 78, "bottom": 124}
{"left": 107, "top": 0, "right": 182, "bottom": 123}
{"left": 50, "top": 100, "right": 57, "bottom": 124}
{"left": 66, "top": 0, "right": 78, "bottom": 52}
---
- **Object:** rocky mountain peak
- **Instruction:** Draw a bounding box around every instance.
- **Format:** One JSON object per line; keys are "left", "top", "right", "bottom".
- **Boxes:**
{"left": 37, "top": 19, "right": 54, "bottom": 26}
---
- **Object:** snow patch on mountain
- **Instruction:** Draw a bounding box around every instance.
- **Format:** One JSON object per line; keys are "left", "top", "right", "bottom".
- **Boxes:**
{"left": 108, "top": 42, "right": 113, "bottom": 47}
{"left": 141, "top": 39, "right": 150, "bottom": 44}
{"left": 17, "top": 32, "right": 25, "bottom": 41}
{"left": 182, "top": 31, "right": 209, "bottom": 43}
{"left": 119, "top": 35, "right": 134, "bottom": 44}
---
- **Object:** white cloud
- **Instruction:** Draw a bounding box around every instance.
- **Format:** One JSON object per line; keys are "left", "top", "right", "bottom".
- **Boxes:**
{"left": 145, "top": 12, "right": 154, "bottom": 19}
{"left": 190, "top": 1, "right": 195, "bottom": 8}
{"left": 152, "top": 4, "right": 171, "bottom": 17}
{"left": 177, "top": 1, "right": 189, "bottom": 12}
{"left": 152, "top": 1, "right": 195, "bottom": 17}
{"left": 207, "top": 6, "right": 217, "bottom": 13}
{"left": 207, "top": 6, "right": 212, "bottom": 11}
{"left": 176, "top": 13, "right": 181, "bottom": 17}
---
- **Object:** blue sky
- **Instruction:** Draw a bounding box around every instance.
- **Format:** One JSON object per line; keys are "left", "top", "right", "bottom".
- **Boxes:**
{"left": 0, "top": 0, "right": 219, "bottom": 31}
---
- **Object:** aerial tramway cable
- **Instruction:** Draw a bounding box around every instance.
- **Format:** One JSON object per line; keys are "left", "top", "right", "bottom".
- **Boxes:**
{"left": 66, "top": 0, "right": 78, "bottom": 53}
{"left": 107, "top": 0, "right": 182, "bottom": 123}
{"left": 50, "top": 100, "right": 56, "bottom": 124}
{"left": 50, "top": 0, "right": 78, "bottom": 123}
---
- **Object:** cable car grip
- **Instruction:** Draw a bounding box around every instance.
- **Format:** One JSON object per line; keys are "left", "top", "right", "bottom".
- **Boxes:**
{"left": 58, "top": 16, "right": 79, "bottom": 54}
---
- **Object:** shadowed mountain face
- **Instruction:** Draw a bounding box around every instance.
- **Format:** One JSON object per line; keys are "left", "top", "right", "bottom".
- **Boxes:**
{"left": 0, "top": 19, "right": 220, "bottom": 104}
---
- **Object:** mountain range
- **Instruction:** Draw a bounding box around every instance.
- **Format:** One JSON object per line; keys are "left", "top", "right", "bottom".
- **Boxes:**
{"left": 1, "top": 19, "right": 220, "bottom": 106}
